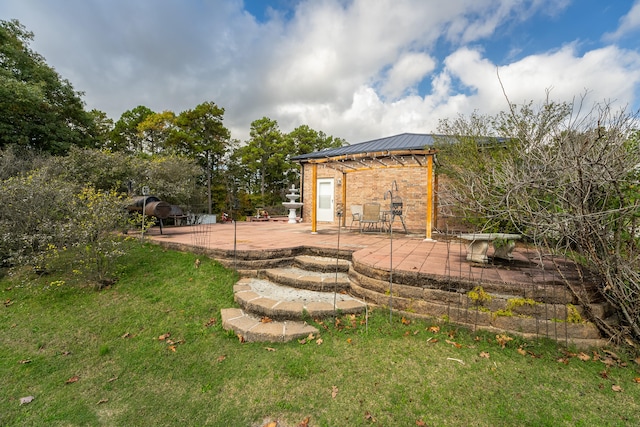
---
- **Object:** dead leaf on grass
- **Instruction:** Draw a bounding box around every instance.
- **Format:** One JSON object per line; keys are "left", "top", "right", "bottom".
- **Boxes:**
{"left": 265, "top": 421, "right": 278, "bottom": 427}
{"left": 416, "top": 420, "right": 427, "bottom": 426}
{"left": 168, "top": 345, "right": 177, "bottom": 352}
{"left": 479, "top": 351, "right": 490, "bottom": 359}
{"left": 204, "top": 318, "right": 216, "bottom": 327}
{"left": 364, "top": 411, "right": 377, "bottom": 422}
{"left": 577, "top": 352, "right": 591, "bottom": 361}
{"left": 316, "top": 338, "right": 323, "bottom": 346}
{"left": 107, "top": 376, "right": 118, "bottom": 383}
{"left": 18, "top": 359, "right": 31, "bottom": 364}
{"left": 158, "top": 333, "right": 171, "bottom": 341}
{"left": 401, "top": 316, "right": 411, "bottom": 325}
{"left": 121, "top": 332, "right": 132, "bottom": 338}
{"left": 331, "top": 385, "right": 338, "bottom": 399}
{"left": 557, "top": 357, "right": 569, "bottom": 365}
{"left": 19, "top": 396, "right": 34, "bottom": 405}
{"left": 633, "top": 356, "right": 640, "bottom": 366}
{"left": 97, "top": 398, "right": 109, "bottom": 405}
{"left": 612, "top": 384, "right": 623, "bottom": 392}
{"left": 297, "top": 416, "right": 310, "bottom": 427}
{"left": 517, "top": 347, "right": 527, "bottom": 356}
{"left": 237, "top": 334, "right": 246, "bottom": 343}
{"left": 428, "top": 325, "right": 440, "bottom": 333}
{"left": 496, "top": 334, "right": 513, "bottom": 348}
{"left": 264, "top": 347, "right": 276, "bottom": 352}
{"left": 599, "top": 370, "right": 610, "bottom": 379}
{"left": 65, "top": 375, "right": 79, "bottom": 384}
{"left": 633, "top": 377, "right": 640, "bottom": 383}
{"left": 445, "top": 339, "right": 462, "bottom": 348}
{"left": 216, "top": 355, "right": 226, "bottom": 363}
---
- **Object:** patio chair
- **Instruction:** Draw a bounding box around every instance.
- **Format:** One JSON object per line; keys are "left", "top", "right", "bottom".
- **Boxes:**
{"left": 360, "top": 203, "right": 382, "bottom": 233}
{"left": 350, "top": 204, "right": 363, "bottom": 230}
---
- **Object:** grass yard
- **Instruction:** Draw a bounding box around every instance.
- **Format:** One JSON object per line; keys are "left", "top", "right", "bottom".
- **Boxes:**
{"left": 1, "top": 242, "right": 639, "bottom": 426}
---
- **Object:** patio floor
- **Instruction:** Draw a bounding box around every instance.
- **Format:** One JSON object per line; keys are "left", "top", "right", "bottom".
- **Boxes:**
{"left": 147, "top": 221, "right": 572, "bottom": 286}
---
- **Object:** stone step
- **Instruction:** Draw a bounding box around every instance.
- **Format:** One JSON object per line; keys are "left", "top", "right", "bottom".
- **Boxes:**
{"left": 221, "top": 308, "right": 318, "bottom": 342}
{"left": 293, "top": 255, "right": 350, "bottom": 273}
{"left": 234, "top": 277, "right": 367, "bottom": 320}
{"left": 263, "top": 267, "right": 350, "bottom": 292}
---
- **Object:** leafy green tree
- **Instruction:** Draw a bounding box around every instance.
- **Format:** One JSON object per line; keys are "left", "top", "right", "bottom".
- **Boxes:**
{"left": 171, "top": 102, "right": 231, "bottom": 213}
{"left": 0, "top": 19, "right": 95, "bottom": 154}
{"left": 286, "top": 124, "right": 346, "bottom": 182}
{"left": 109, "top": 106, "right": 154, "bottom": 153}
{"left": 88, "top": 109, "right": 115, "bottom": 150}
{"left": 236, "top": 117, "right": 288, "bottom": 207}
{"left": 137, "top": 110, "right": 176, "bottom": 155}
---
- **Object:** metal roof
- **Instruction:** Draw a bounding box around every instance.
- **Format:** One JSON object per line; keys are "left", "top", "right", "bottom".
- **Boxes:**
{"left": 292, "top": 133, "right": 441, "bottom": 161}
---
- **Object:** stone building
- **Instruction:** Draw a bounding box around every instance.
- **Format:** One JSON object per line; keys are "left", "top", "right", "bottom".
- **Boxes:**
{"left": 292, "top": 133, "right": 439, "bottom": 239}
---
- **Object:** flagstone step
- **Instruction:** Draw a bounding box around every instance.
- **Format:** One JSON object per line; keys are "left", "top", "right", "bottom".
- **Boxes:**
{"left": 263, "top": 267, "right": 350, "bottom": 292}
{"left": 293, "top": 255, "right": 350, "bottom": 273}
{"left": 221, "top": 308, "right": 318, "bottom": 342}
{"left": 233, "top": 277, "right": 367, "bottom": 320}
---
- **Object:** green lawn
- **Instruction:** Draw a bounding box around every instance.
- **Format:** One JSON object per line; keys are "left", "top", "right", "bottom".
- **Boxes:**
{"left": 2, "top": 242, "right": 639, "bottom": 426}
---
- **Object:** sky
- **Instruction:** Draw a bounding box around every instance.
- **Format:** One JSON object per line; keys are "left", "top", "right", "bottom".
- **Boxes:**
{"left": 1, "top": 0, "right": 640, "bottom": 144}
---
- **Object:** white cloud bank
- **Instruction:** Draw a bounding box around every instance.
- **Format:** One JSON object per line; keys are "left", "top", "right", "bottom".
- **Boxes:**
{"left": 1, "top": 0, "right": 639, "bottom": 143}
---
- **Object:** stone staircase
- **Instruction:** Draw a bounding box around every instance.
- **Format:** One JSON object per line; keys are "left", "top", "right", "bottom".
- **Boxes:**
{"left": 221, "top": 254, "right": 367, "bottom": 342}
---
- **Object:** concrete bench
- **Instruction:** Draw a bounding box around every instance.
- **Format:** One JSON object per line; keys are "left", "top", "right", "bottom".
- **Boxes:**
{"left": 458, "top": 233, "right": 522, "bottom": 263}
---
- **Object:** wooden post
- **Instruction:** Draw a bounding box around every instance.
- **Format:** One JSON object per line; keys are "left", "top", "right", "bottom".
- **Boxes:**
{"left": 426, "top": 154, "right": 433, "bottom": 240}
{"left": 341, "top": 172, "right": 347, "bottom": 227}
{"left": 311, "top": 164, "right": 317, "bottom": 233}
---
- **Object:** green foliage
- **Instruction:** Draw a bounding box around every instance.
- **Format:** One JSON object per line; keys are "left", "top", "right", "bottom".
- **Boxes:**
{"left": 467, "top": 286, "right": 493, "bottom": 305}
{"left": 109, "top": 105, "right": 154, "bottom": 153}
{"left": 0, "top": 19, "right": 96, "bottom": 154}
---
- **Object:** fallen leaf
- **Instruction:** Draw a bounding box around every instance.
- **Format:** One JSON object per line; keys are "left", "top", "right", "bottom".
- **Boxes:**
{"left": 307, "top": 333, "right": 315, "bottom": 340}
{"left": 557, "top": 357, "right": 569, "bottom": 365}
{"left": 428, "top": 325, "right": 440, "bottom": 333}
{"left": 107, "top": 376, "right": 118, "bottom": 383}
{"left": 633, "top": 356, "right": 640, "bottom": 366}
{"left": 216, "top": 355, "right": 226, "bottom": 363}
{"left": 65, "top": 375, "right": 79, "bottom": 384}
{"left": 121, "top": 332, "right": 132, "bottom": 338}
{"left": 204, "top": 318, "right": 216, "bottom": 327}
{"left": 599, "top": 370, "right": 610, "bottom": 379}
{"left": 447, "top": 357, "right": 465, "bottom": 365}
{"left": 612, "top": 384, "right": 623, "bottom": 392}
{"left": 61, "top": 351, "right": 72, "bottom": 356}
{"left": 97, "top": 398, "right": 109, "bottom": 405}
{"left": 261, "top": 316, "right": 272, "bottom": 323}
{"left": 237, "top": 334, "right": 245, "bottom": 343}
{"left": 346, "top": 338, "right": 352, "bottom": 344}
{"left": 602, "top": 357, "right": 616, "bottom": 367}
{"left": 445, "top": 339, "right": 462, "bottom": 348}
{"left": 297, "top": 416, "right": 311, "bottom": 427}
{"left": 18, "top": 359, "right": 31, "bottom": 364}
{"left": 517, "top": 347, "right": 527, "bottom": 356}
{"left": 364, "top": 411, "right": 377, "bottom": 422}
{"left": 331, "top": 385, "right": 338, "bottom": 399}
{"left": 577, "top": 352, "right": 591, "bottom": 361}
{"left": 298, "top": 338, "right": 307, "bottom": 345}
{"left": 264, "top": 347, "right": 276, "bottom": 352}
{"left": 316, "top": 338, "right": 323, "bottom": 346}
{"left": 479, "top": 351, "right": 490, "bottom": 359}
{"left": 416, "top": 420, "right": 427, "bottom": 426}
{"left": 158, "top": 333, "right": 171, "bottom": 341}
{"left": 20, "top": 396, "right": 34, "bottom": 405}
{"left": 495, "top": 334, "right": 513, "bottom": 348}
{"left": 603, "top": 349, "right": 619, "bottom": 360}
{"left": 168, "top": 345, "right": 177, "bottom": 352}
{"left": 413, "top": 330, "right": 420, "bottom": 335}
{"left": 633, "top": 377, "right": 640, "bottom": 383}
{"left": 265, "top": 422, "right": 278, "bottom": 427}
{"left": 401, "top": 316, "right": 411, "bottom": 325}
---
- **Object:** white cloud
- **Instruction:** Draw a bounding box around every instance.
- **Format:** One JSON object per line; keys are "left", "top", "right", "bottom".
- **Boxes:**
{"left": 1, "top": 0, "right": 638, "bottom": 144}
{"left": 604, "top": 0, "right": 640, "bottom": 41}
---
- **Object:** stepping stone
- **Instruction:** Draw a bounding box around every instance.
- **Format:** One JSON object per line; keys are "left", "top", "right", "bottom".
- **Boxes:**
{"left": 221, "top": 308, "right": 318, "bottom": 342}
{"left": 233, "top": 278, "right": 367, "bottom": 320}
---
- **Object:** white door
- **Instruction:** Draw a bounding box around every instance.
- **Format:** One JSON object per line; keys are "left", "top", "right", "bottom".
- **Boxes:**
{"left": 316, "top": 178, "right": 334, "bottom": 222}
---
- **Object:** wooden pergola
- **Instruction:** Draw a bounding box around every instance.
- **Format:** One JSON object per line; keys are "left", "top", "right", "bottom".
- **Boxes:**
{"left": 293, "top": 133, "right": 439, "bottom": 240}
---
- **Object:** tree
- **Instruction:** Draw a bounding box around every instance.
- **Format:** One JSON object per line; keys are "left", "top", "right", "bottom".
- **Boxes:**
{"left": 0, "top": 19, "right": 95, "bottom": 154}
{"left": 109, "top": 106, "right": 154, "bottom": 153}
{"left": 137, "top": 110, "right": 176, "bottom": 155}
{"left": 436, "top": 96, "right": 640, "bottom": 345}
{"left": 172, "top": 102, "right": 231, "bottom": 214}
{"left": 236, "top": 117, "right": 288, "bottom": 207}
{"left": 285, "top": 125, "right": 346, "bottom": 183}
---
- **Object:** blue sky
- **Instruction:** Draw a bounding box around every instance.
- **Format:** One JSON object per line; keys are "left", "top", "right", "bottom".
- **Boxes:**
{"left": 1, "top": 0, "right": 639, "bottom": 143}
